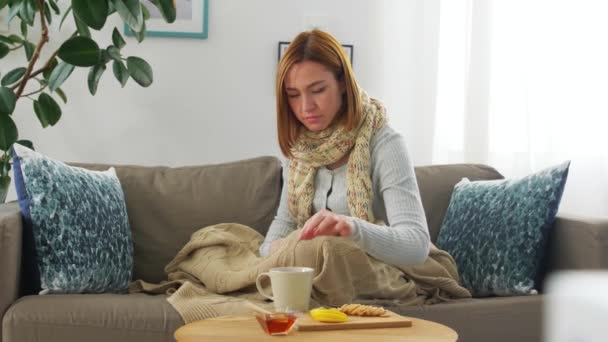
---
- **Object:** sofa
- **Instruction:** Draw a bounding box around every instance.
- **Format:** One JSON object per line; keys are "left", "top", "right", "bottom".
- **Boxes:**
{"left": 1, "top": 155, "right": 607, "bottom": 342}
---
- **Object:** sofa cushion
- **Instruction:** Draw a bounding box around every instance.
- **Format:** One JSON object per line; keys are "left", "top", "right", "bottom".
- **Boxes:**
{"left": 2, "top": 294, "right": 182, "bottom": 342}
{"left": 73, "top": 156, "right": 283, "bottom": 283}
{"left": 436, "top": 162, "right": 570, "bottom": 297}
{"left": 11, "top": 144, "right": 133, "bottom": 294}
{"left": 414, "top": 164, "right": 503, "bottom": 242}
{"left": 393, "top": 295, "right": 542, "bottom": 342}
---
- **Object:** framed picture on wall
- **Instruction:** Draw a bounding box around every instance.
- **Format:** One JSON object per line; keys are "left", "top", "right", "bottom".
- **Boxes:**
{"left": 278, "top": 41, "right": 354, "bottom": 65}
{"left": 125, "top": 0, "right": 209, "bottom": 39}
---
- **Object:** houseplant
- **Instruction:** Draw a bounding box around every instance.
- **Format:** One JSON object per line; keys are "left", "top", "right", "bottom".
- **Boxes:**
{"left": 0, "top": 0, "right": 176, "bottom": 202}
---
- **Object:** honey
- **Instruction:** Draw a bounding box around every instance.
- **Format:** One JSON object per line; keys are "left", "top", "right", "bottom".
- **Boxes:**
{"left": 255, "top": 312, "right": 298, "bottom": 335}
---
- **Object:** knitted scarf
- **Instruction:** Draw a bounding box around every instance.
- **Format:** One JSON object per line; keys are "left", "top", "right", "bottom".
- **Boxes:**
{"left": 288, "top": 90, "right": 387, "bottom": 228}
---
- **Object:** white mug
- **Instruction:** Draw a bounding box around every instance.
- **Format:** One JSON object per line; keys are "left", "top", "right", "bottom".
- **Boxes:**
{"left": 255, "top": 267, "right": 314, "bottom": 313}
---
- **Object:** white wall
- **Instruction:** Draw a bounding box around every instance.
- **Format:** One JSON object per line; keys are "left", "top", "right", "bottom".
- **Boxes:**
{"left": 3, "top": 0, "right": 432, "bottom": 200}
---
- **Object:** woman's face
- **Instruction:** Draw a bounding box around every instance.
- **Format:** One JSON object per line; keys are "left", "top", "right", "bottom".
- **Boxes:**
{"left": 284, "top": 60, "right": 344, "bottom": 132}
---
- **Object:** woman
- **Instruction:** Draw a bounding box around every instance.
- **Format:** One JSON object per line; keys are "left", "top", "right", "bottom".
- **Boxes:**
{"left": 131, "top": 31, "right": 467, "bottom": 316}
{"left": 260, "top": 29, "right": 430, "bottom": 270}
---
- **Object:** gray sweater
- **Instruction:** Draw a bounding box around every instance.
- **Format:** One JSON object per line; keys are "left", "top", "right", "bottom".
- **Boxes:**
{"left": 259, "top": 125, "right": 430, "bottom": 269}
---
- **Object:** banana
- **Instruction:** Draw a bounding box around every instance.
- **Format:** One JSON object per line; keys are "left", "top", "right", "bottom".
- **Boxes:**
{"left": 309, "top": 308, "right": 348, "bottom": 323}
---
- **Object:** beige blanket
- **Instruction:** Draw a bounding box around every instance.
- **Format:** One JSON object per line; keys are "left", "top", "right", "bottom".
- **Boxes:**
{"left": 130, "top": 223, "right": 471, "bottom": 323}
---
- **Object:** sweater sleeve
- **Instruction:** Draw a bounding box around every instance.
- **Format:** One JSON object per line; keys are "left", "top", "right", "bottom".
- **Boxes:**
{"left": 347, "top": 127, "right": 431, "bottom": 268}
{"left": 259, "top": 162, "right": 297, "bottom": 257}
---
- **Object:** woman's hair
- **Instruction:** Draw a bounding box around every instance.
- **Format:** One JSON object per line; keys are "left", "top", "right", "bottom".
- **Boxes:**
{"left": 276, "top": 29, "right": 361, "bottom": 158}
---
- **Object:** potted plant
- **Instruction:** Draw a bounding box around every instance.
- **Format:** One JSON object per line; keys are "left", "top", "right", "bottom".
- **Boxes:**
{"left": 0, "top": 0, "right": 177, "bottom": 202}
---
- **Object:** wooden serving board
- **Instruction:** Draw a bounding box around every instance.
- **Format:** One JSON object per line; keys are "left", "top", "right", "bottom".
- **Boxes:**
{"left": 297, "top": 310, "right": 412, "bottom": 331}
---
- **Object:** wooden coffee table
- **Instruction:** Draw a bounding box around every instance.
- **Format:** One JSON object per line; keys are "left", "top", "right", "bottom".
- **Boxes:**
{"left": 174, "top": 315, "right": 458, "bottom": 341}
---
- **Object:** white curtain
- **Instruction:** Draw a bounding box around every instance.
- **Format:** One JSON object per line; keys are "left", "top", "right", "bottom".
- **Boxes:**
{"left": 432, "top": 0, "right": 608, "bottom": 218}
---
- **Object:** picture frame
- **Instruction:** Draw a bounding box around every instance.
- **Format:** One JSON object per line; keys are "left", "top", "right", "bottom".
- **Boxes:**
{"left": 125, "top": 0, "right": 209, "bottom": 39}
{"left": 278, "top": 41, "right": 354, "bottom": 65}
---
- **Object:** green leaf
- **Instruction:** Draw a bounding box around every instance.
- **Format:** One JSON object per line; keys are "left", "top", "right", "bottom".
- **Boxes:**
{"left": 74, "top": 13, "right": 91, "bottom": 37}
{"left": 0, "top": 43, "right": 8, "bottom": 59}
{"left": 55, "top": 88, "right": 67, "bottom": 103}
{"left": 0, "top": 167, "right": 10, "bottom": 182}
{"left": 0, "top": 114, "right": 17, "bottom": 151}
{"left": 72, "top": 0, "right": 108, "bottom": 30}
{"left": 0, "top": 87, "right": 16, "bottom": 115}
{"left": 58, "top": 36, "right": 100, "bottom": 67}
{"left": 20, "top": 20, "right": 27, "bottom": 37}
{"left": 42, "top": 58, "right": 58, "bottom": 80}
{"left": 87, "top": 64, "right": 105, "bottom": 95}
{"left": 112, "top": 60, "right": 128, "bottom": 87}
{"left": 134, "top": 19, "right": 145, "bottom": 43}
{"left": 15, "top": 139, "right": 34, "bottom": 150}
{"left": 44, "top": 2, "right": 52, "bottom": 25}
{"left": 155, "top": 0, "right": 176, "bottom": 23}
{"left": 0, "top": 175, "right": 11, "bottom": 196}
{"left": 1, "top": 161, "right": 10, "bottom": 177}
{"left": 1, "top": 67, "right": 26, "bottom": 86}
{"left": 19, "top": 0, "right": 35, "bottom": 26}
{"left": 59, "top": 6, "right": 73, "bottom": 30}
{"left": 112, "top": 27, "right": 126, "bottom": 49}
{"left": 100, "top": 49, "right": 111, "bottom": 63}
{"left": 7, "top": 34, "right": 22, "bottom": 44}
{"left": 49, "top": 0, "right": 60, "bottom": 15}
{"left": 0, "top": 176, "right": 11, "bottom": 195}
{"left": 114, "top": 0, "right": 143, "bottom": 33}
{"left": 0, "top": 36, "right": 12, "bottom": 44}
{"left": 34, "top": 93, "right": 62, "bottom": 128}
{"left": 107, "top": 46, "right": 121, "bottom": 60}
{"left": 0, "top": 0, "right": 9, "bottom": 11}
{"left": 32, "top": 102, "right": 45, "bottom": 127}
{"left": 23, "top": 41, "right": 35, "bottom": 61}
{"left": 8, "top": 2, "right": 22, "bottom": 24}
{"left": 107, "top": 0, "right": 115, "bottom": 15}
{"left": 48, "top": 62, "right": 75, "bottom": 91}
{"left": 141, "top": 3, "right": 149, "bottom": 20}
{"left": 126, "top": 56, "right": 152, "bottom": 87}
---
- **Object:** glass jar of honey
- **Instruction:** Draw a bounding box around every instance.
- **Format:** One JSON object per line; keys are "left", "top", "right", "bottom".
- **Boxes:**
{"left": 255, "top": 312, "right": 299, "bottom": 335}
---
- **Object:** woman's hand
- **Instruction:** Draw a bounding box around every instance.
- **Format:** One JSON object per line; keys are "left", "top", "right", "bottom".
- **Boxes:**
{"left": 270, "top": 238, "right": 284, "bottom": 254}
{"left": 299, "top": 209, "right": 354, "bottom": 240}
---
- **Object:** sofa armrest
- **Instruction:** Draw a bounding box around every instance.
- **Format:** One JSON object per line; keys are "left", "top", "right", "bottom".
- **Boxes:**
{"left": 0, "top": 203, "right": 22, "bottom": 321}
{"left": 547, "top": 215, "right": 608, "bottom": 271}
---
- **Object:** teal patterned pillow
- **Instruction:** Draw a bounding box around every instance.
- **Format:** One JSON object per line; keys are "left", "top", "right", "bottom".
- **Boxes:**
{"left": 12, "top": 144, "right": 133, "bottom": 294}
{"left": 436, "top": 162, "right": 570, "bottom": 297}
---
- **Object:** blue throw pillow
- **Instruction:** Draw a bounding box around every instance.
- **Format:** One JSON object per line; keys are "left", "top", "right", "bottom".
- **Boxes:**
{"left": 436, "top": 161, "right": 570, "bottom": 297}
{"left": 12, "top": 144, "right": 133, "bottom": 294}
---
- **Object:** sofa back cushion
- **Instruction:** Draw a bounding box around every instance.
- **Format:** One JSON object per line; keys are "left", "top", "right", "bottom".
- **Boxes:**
{"left": 69, "top": 158, "right": 497, "bottom": 283}
{"left": 414, "top": 164, "right": 503, "bottom": 242}
{"left": 74, "top": 156, "right": 282, "bottom": 283}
